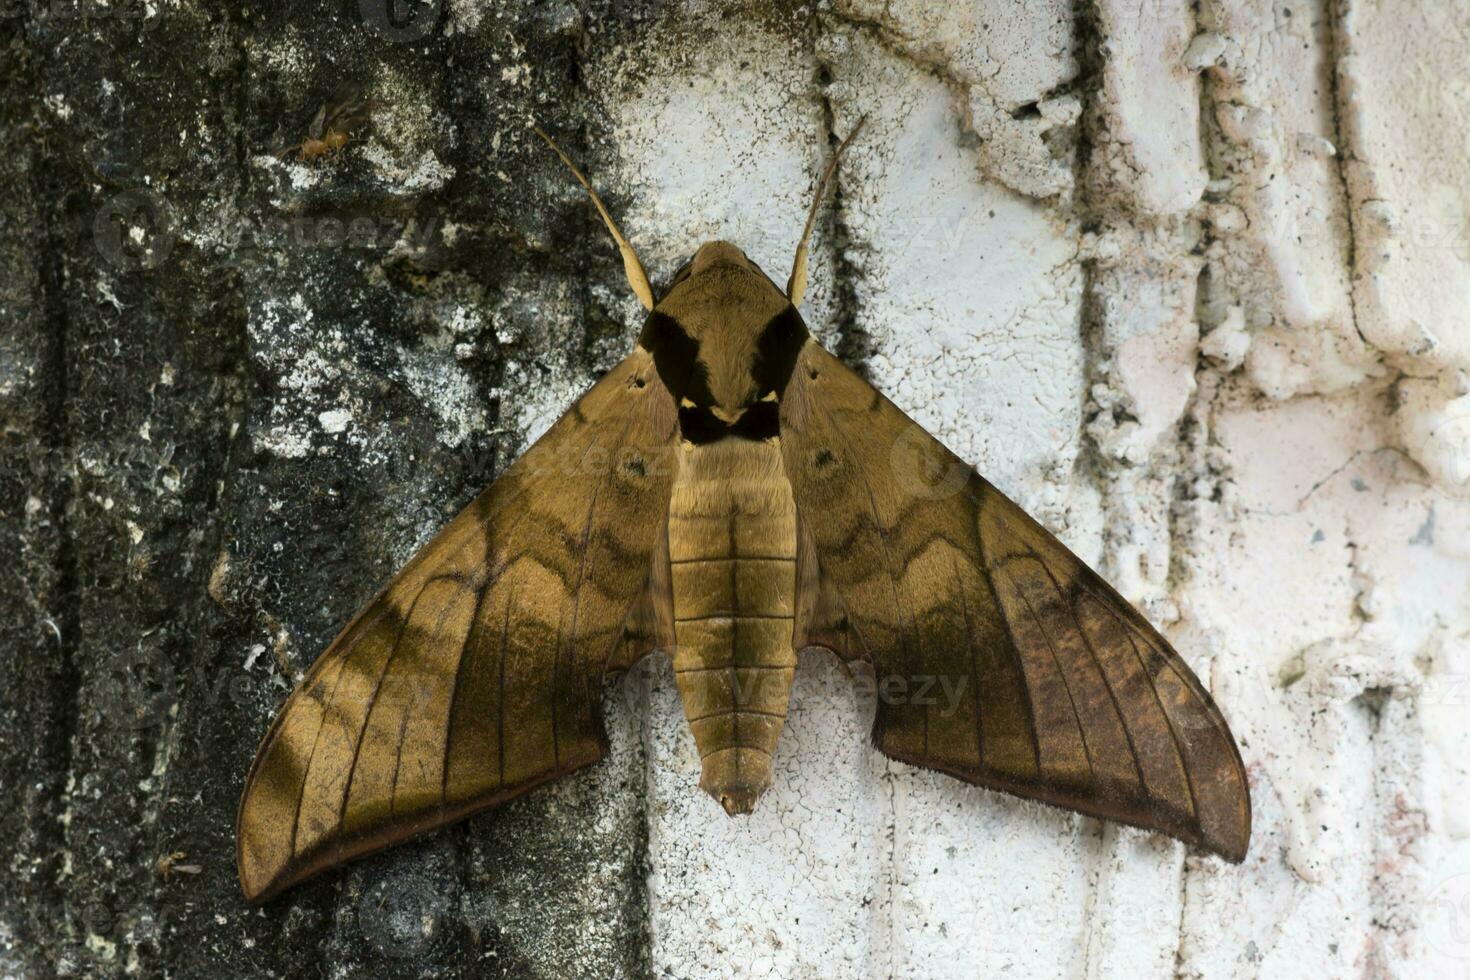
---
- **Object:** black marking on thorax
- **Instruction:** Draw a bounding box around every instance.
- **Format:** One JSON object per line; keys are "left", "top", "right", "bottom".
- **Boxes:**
{"left": 679, "top": 401, "right": 780, "bottom": 445}
{"left": 638, "top": 310, "right": 716, "bottom": 405}
{"left": 751, "top": 305, "right": 809, "bottom": 397}
{"left": 640, "top": 301, "right": 808, "bottom": 427}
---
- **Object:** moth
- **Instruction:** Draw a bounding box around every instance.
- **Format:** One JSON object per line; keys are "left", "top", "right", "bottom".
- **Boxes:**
{"left": 236, "top": 124, "right": 1251, "bottom": 903}
{"left": 277, "top": 82, "right": 376, "bottom": 164}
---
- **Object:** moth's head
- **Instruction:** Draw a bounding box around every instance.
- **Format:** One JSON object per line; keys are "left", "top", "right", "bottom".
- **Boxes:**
{"left": 656, "top": 241, "right": 788, "bottom": 326}
{"left": 677, "top": 240, "right": 764, "bottom": 281}
{"left": 640, "top": 241, "right": 807, "bottom": 420}
{"left": 531, "top": 120, "right": 866, "bottom": 416}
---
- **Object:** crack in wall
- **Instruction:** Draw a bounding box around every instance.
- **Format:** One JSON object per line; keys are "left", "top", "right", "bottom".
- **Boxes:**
{"left": 149, "top": 11, "right": 260, "bottom": 967}
{"left": 1076, "top": 0, "right": 1219, "bottom": 975}
{"left": 825, "top": 3, "right": 1080, "bottom": 203}
{"left": 1071, "top": 0, "right": 1130, "bottom": 557}
{"left": 566, "top": 45, "right": 661, "bottom": 979}
{"left": 813, "top": 17, "right": 871, "bottom": 373}
{"left": 1323, "top": 0, "right": 1374, "bottom": 354}
{"left": 809, "top": 17, "right": 893, "bottom": 973}
{"left": 33, "top": 67, "right": 83, "bottom": 973}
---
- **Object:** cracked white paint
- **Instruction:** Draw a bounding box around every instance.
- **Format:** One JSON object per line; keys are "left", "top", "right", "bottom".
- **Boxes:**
{"left": 1337, "top": 2, "right": 1470, "bottom": 379}
{"left": 560, "top": 0, "right": 1470, "bottom": 976}
{"left": 1096, "top": 0, "right": 1208, "bottom": 216}
{"left": 1196, "top": 0, "right": 1374, "bottom": 401}
{"left": 829, "top": 27, "right": 1087, "bottom": 512}
{"left": 835, "top": 0, "right": 1079, "bottom": 201}
{"left": 310, "top": 0, "right": 1470, "bottom": 975}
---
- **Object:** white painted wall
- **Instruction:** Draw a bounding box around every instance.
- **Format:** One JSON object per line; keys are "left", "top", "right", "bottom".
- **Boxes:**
{"left": 574, "top": 1, "right": 1470, "bottom": 976}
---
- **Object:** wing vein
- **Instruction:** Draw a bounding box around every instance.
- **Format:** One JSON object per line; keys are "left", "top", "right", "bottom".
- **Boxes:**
{"left": 284, "top": 654, "right": 354, "bottom": 864}
{"left": 1038, "top": 567, "right": 1148, "bottom": 796}
{"left": 1109, "top": 602, "right": 1201, "bottom": 822}
{"left": 974, "top": 506, "right": 1043, "bottom": 776}
{"left": 952, "top": 553, "right": 985, "bottom": 771}
{"left": 498, "top": 575, "right": 520, "bottom": 788}
{"left": 439, "top": 565, "right": 502, "bottom": 809}
{"left": 386, "top": 589, "right": 466, "bottom": 816}
{"left": 279, "top": 597, "right": 407, "bottom": 851}
{"left": 318, "top": 578, "right": 436, "bottom": 854}
{"left": 559, "top": 413, "right": 639, "bottom": 766}
{"left": 1011, "top": 566, "right": 1095, "bottom": 785}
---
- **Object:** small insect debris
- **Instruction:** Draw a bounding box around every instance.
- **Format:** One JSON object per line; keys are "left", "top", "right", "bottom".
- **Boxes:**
{"left": 277, "top": 82, "right": 377, "bottom": 164}
{"left": 156, "top": 851, "right": 203, "bottom": 879}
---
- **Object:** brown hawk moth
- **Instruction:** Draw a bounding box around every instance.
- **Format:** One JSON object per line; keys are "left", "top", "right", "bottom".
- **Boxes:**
{"left": 236, "top": 124, "right": 1251, "bottom": 903}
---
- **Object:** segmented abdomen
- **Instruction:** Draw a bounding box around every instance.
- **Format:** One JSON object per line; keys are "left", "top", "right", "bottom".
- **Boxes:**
{"left": 667, "top": 437, "right": 796, "bottom": 814}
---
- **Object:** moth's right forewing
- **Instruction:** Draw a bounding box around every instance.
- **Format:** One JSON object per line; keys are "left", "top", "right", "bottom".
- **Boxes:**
{"left": 236, "top": 348, "right": 679, "bottom": 903}
{"left": 780, "top": 340, "right": 1251, "bottom": 862}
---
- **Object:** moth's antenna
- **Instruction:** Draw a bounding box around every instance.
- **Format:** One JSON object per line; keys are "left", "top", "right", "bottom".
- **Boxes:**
{"left": 533, "top": 125, "right": 656, "bottom": 311}
{"left": 787, "top": 116, "right": 867, "bottom": 308}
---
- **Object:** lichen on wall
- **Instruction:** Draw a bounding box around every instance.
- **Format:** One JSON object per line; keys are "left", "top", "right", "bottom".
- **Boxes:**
{"left": 3, "top": 0, "right": 1467, "bottom": 977}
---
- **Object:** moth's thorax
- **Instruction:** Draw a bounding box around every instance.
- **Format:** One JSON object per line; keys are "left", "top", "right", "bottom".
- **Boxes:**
{"left": 644, "top": 241, "right": 803, "bottom": 421}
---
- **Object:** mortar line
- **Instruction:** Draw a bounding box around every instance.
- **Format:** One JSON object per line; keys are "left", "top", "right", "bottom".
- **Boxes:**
{"left": 812, "top": 26, "right": 869, "bottom": 371}
{"left": 1071, "top": 6, "right": 1117, "bottom": 977}
{"left": 145, "top": 11, "right": 263, "bottom": 968}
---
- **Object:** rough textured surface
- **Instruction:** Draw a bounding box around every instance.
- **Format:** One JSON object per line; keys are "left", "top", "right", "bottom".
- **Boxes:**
{"left": 1, "top": 0, "right": 1467, "bottom": 977}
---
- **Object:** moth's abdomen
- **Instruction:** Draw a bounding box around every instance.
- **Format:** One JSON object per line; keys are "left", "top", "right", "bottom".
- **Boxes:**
{"left": 668, "top": 438, "right": 797, "bottom": 815}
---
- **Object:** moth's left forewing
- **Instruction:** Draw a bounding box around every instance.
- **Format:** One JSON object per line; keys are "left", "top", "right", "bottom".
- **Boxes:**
{"left": 236, "top": 348, "right": 680, "bottom": 902}
{"left": 780, "top": 339, "right": 1251, "bottom": 862}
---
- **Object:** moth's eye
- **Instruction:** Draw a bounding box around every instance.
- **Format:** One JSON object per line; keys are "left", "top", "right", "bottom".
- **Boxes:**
{"left": 633, "top": 377, "right": 647, "bottom": 389}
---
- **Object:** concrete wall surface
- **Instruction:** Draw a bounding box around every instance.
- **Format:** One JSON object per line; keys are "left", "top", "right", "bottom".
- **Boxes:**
{"left": 2, "top": 1, "right": 1467, "bottom": 977}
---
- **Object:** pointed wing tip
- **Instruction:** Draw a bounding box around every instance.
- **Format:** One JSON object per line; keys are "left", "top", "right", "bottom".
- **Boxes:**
{"left": 1192, "top": 787, "right": 1252, "bottom": 864}
{"left": 1198, "top": 827, "right": 1250, "bottom": 864}
{"left": 236, "top": 848, "right": 288, "bottom": 905}
{"left": 235, "top": 826, "right": 300, "bottom": 906}
{"left": 237, "top": 868, "right": 278, "bottom": 906}
{"left": 1203, "top": 811, "right": 1252, "bottom": 865}
{"left": 235, "top": 780, "right": 323, "bottom": 905}
{"left": 238, "top": 859, "right": 315, "bottom": 905}
{"left": 237, "top": 830, "right": 350, "bottom": 905}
